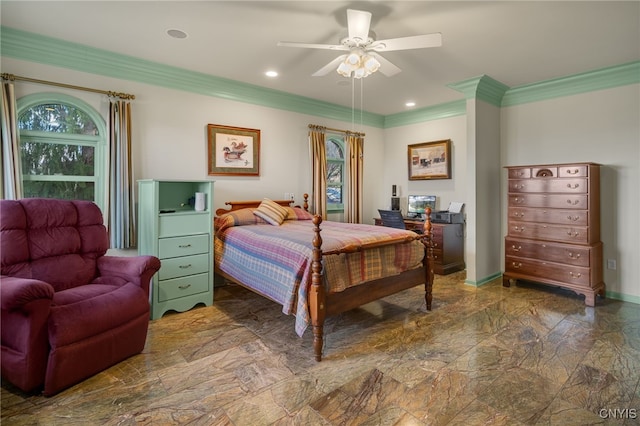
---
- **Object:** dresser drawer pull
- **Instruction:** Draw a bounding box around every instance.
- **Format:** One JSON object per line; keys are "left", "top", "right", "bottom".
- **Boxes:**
{"left": 512, "top": 262, "right": 522, "bottom": 269}
{"left": 566, "top": 230, "right": 579, "bottom": 237}
{"left": 514, "top": 197, "right": 524, "bottom": 203}
{"left": 178, "top": 244, "right": 192, "bottom": 248}
{"left": 569, "top": 272, "right": 582, "bottom": 278}
{"left": 566, "top": 168, "right": 580, "bottom": 175}
{"left": 514, "top": 226, "right": 525, "bottom": 232}
{"left": 567, "top": 183, "right": 580, "bottom": 189}
{"left": 433, "top": 242, "right": 439, "bottom": 247}
{"left": 568, "top": 252, "right": 581, "bottom": 259}
{"left": 513, "top": 184, "right": 525, "bottom": 190}
{"left": 567, "top": 215, "right": 580, "bottom": 221}
{"left": 513, "top": 212, "right": 524, "bottom": 218}
{"left": 566, "top": 199, "right": 580, "bottom": 205}
{"left": 511, "top": 245, "right": 521, "bottom": 252}
{"left": 178, "top": 284, "right": 192, "bottom": 290}
{"left": 179, "top": 264, "right": 193, "bottom": 269}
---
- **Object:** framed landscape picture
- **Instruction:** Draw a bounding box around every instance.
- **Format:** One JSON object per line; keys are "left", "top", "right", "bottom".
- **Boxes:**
{"left": 207, "top": 124, "right": 260, "bottom": 176}
{"left": 407, "top": 139, "right": 452, "bottom": 180}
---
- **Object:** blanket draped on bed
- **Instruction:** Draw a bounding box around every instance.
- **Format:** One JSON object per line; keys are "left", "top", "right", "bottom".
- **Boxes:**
{"left": 214, "top": 207, "right": 425, "bottom": 336}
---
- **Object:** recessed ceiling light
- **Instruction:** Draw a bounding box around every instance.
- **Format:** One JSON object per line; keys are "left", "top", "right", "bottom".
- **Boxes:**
{"left": 265, "top": 70, "right": 278, "bottom": 78}
{"left": 167, "top": 29, "right": 188, "bottom": 39}
{"left": 405, "top": 101, "right": 416, "bottom": 107}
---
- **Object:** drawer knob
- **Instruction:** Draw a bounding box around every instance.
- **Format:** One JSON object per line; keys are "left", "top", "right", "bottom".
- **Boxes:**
{"left": 566, "top": 168, "right": 580, "bottom": 175}
{"left": 567, "top": 230, "right": 579, "bottom": 237}
{"left": 567, "top": 183, "right": 580, "bottom": 189}
{"left": 512, "top": 262, "right": 522, "bottom": 269}
{"left": 178, "top": 284, "right": 192, "bottom": 290}
{"left": 513, "top": 184, "right": 525, "bottom": 190}
{"left": 566, "top": 199, "right": 580, "bottom": 205}
{"left": 569, "top": 271, "right": 582, "bottom": 278}
{"left": 568, "top": 252, "right": 581, "bottom": 259}
{"left": 567, "top": 215, "right": 580, "bottom": 221}
{"left": 514, "top": 212, "right": 524, "bottom": 218}
{"left": 514, "top": 226, "right": 525, "bottom": 232}
{"left": 178, "top": 244, "right": 192, "bottom": 248}
{"left": 514, "top": 197, "right": 524, "bottom": 203}
{"left": 511, "top": 245, "right": 521, "bottom": 252}
{"left": 179, "top": 264, "right": 193, "bottom": 269}
{"left": 433, "top": 243, "right": 439, "bottom": 247}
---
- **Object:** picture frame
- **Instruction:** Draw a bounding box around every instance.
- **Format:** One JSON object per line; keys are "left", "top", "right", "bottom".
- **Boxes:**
{"left": 207, "top": 124, "right": 260, "bottom": 176}
{"left": 407, "top": 139, "right": 452, "bottom": 180}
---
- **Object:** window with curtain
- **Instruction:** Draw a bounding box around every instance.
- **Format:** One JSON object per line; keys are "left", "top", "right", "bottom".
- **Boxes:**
{"left": 17, "top": 94, "right": 106, "bottom": 209}
{"left": 326, "top": 135, "right": 345, "bottom": 213}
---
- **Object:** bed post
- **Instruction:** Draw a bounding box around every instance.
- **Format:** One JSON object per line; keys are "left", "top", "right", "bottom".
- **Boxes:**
{"left": 303, "top": 193, "right": 309, "bottom": 212}
{"left": 423, "top": 208, "right": 434, "bottom": 310}
{"left": 310, "top": 215, "right": 326, "bottom": 361}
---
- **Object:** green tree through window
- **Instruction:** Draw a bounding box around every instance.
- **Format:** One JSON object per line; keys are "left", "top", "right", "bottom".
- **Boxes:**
{"left": 17, "top": 94, "right": 106, "bottom": 207}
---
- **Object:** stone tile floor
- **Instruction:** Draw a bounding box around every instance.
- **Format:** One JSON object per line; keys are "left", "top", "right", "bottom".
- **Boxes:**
{"left": 2, "top": 272, "right": 639, "bottom": 425}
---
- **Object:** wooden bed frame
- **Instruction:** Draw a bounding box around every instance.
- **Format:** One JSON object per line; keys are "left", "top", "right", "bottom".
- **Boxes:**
{"left": 215, "top": 194, "right": 434, "bottom": 361}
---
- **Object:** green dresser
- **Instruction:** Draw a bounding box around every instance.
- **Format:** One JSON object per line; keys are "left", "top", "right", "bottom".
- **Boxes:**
{"left": 138, "top": 180, "right": 214, "bottom": 319}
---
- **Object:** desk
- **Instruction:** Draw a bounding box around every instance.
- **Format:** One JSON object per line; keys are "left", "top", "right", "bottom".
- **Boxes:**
{"left": 374, "top": 218, "right": 465, "bottom": 275}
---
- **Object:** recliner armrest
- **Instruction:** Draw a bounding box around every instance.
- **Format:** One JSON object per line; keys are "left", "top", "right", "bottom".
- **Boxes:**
{"left": 97, "top": 255, "right": 161, "bottom": 293}
{"left": 0, "top": 276, "right": 55, "bottom": 311}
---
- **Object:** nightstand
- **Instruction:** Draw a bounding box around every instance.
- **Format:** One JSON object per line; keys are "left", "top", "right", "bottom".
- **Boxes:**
{"left": 138, "top": 180, "right": 214, "bottom": 319}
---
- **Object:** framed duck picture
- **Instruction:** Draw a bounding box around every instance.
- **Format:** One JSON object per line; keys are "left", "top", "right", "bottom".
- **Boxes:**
{"left": 207, "top": 124, "right": 260, "bottom": 176}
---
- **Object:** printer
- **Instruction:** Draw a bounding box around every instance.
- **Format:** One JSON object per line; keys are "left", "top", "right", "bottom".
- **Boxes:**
{"left": 430, "top": 202, "right": 465, "bottom": 224}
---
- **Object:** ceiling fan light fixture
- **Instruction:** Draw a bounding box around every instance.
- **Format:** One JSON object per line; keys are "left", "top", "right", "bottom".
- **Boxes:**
{"left": 363, "top": 55, "right": 380, "bottom": 73}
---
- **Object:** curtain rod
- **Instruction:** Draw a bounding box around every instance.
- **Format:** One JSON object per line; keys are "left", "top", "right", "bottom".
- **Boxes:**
{"left": 308, "top": 124, "right": 365, "bottom": 137}
{"left": 1, "top": 73, "right": 135, "bottom": 100}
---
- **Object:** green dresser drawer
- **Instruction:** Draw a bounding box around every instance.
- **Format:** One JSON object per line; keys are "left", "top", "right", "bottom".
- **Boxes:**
{"left": 157, "top": 273, "right": 209, "bottom": 302}
{"left": 158, "top": 213, "right": 210, "bottom": 238}
{"left": 159, "top": 234, "right": 209, "bottom": 259}
{"left": 159, "top": 253, "right": 210, "bottom": 280}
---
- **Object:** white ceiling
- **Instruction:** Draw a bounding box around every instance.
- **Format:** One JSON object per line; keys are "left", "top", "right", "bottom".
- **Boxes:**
{"left": 2, "top": 1, "right": 639, "bottom": 116}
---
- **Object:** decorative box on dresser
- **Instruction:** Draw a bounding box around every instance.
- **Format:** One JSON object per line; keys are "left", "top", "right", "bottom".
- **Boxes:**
{"left": 503, "top": 163, "right": 604, "bottom": 306}
{"left": 138, "top": 180, "right": 214, "bottom": 319}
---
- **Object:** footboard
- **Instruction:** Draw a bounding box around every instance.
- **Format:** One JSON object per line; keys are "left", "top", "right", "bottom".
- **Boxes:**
{"left": 309, "top": 210, "right": 434, "bottom": 361}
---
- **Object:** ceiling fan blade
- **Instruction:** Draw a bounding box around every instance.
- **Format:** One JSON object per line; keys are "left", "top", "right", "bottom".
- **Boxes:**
{"left": 312, "top": 55, "right": 348, "bottom": 76}
{"left": 277, "top": 41, "right": 348, "bottom": 51}
{"left": 347, "top": 9, "right": 372, "bottom": 43}
{"left": 370, "top": 53, "right": 402, "bottom": 77}
{"left": 370, "top": 33, "right": 442, "bottom": 52}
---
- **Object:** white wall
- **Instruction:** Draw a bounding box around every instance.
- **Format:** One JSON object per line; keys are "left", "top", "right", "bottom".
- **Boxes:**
{"left": 4, "top": 58, "right": 385, "bottom": 219}
{"left": 380, "top": 115, "right": 468, "bottom": 217}
{"left": 501, "top": 84, "right": 640, "bottom": 300}
{"left": 4, "top": 57, "right": 639, "bottom": 301}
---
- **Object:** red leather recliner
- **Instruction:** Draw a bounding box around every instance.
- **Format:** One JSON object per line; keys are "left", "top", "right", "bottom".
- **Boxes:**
{"left": 1, "top": 198, "right": 160, "bottom": 396}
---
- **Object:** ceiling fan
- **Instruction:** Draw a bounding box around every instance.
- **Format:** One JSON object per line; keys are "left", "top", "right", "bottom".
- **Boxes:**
{"left": 277, "top": 9, "right": 442, "bottom": 78}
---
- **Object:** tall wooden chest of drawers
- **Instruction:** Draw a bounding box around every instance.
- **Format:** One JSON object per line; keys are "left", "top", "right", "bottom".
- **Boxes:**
{"left": 138, "top": 180, "right": 214, "bottom": 319}
{"left": 503, "top": 163, "right": 605, "bottom": 306}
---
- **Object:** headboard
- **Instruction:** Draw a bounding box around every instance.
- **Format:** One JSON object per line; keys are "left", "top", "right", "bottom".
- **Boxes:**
{"left": 215, "top": 193, "right": 310, "bottom": 216}
{"left": 215, "top": 200, "right": 293, "bottom": 216}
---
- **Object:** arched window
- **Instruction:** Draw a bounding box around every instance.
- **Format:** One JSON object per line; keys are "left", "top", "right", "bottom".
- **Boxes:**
{"left": 17, "top": 93, "right": 106, "bottom": 209}
{"left": 326, "top": 135, "right": 344, "bottom": 212}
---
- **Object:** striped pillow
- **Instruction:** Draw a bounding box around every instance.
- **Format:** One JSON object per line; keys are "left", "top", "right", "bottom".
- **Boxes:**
{"left": 253, "top": 198, "right": 288, "bottom": 225}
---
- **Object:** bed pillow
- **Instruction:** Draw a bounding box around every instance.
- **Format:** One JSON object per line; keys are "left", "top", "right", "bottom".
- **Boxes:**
{"left": 253, "top": 198, "right": 289, "bottom": 225}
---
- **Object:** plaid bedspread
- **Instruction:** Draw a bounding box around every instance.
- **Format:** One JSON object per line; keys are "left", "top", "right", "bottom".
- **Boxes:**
{"left": 214, "top": 207, "right": 425, "bottom": 336}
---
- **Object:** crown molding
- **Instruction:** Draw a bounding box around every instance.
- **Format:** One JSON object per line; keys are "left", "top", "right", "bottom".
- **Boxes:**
{"left": 447, "top": 75, "right": 509, "bottom": 107}
{"left": 0, "top": 26, "right": 385, "bottom": 128}
{"left": 384, "top": 100, "right": 466, "bottom": 128}
{"left": 501, "top": 61, "right": 640, "bottom": 107}
{"left": 2, "top": 27, "right": 638, "bottom": 129}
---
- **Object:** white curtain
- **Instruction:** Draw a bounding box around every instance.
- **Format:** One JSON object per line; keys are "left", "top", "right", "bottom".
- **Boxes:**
{"left": 107, "top": 98, "right": 135, "bottom": 248}
{"left": 1, "top": 82, "right": 23, "bottom": 199}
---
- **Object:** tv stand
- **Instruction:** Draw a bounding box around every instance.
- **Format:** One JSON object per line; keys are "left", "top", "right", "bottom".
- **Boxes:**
{"left": 374, "top": 217, "right": 465, "bottom": 275}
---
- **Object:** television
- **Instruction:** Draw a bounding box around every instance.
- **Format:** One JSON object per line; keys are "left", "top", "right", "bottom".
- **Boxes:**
{"left": 407, "top": 195, "right": 436, "bottom": 217}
